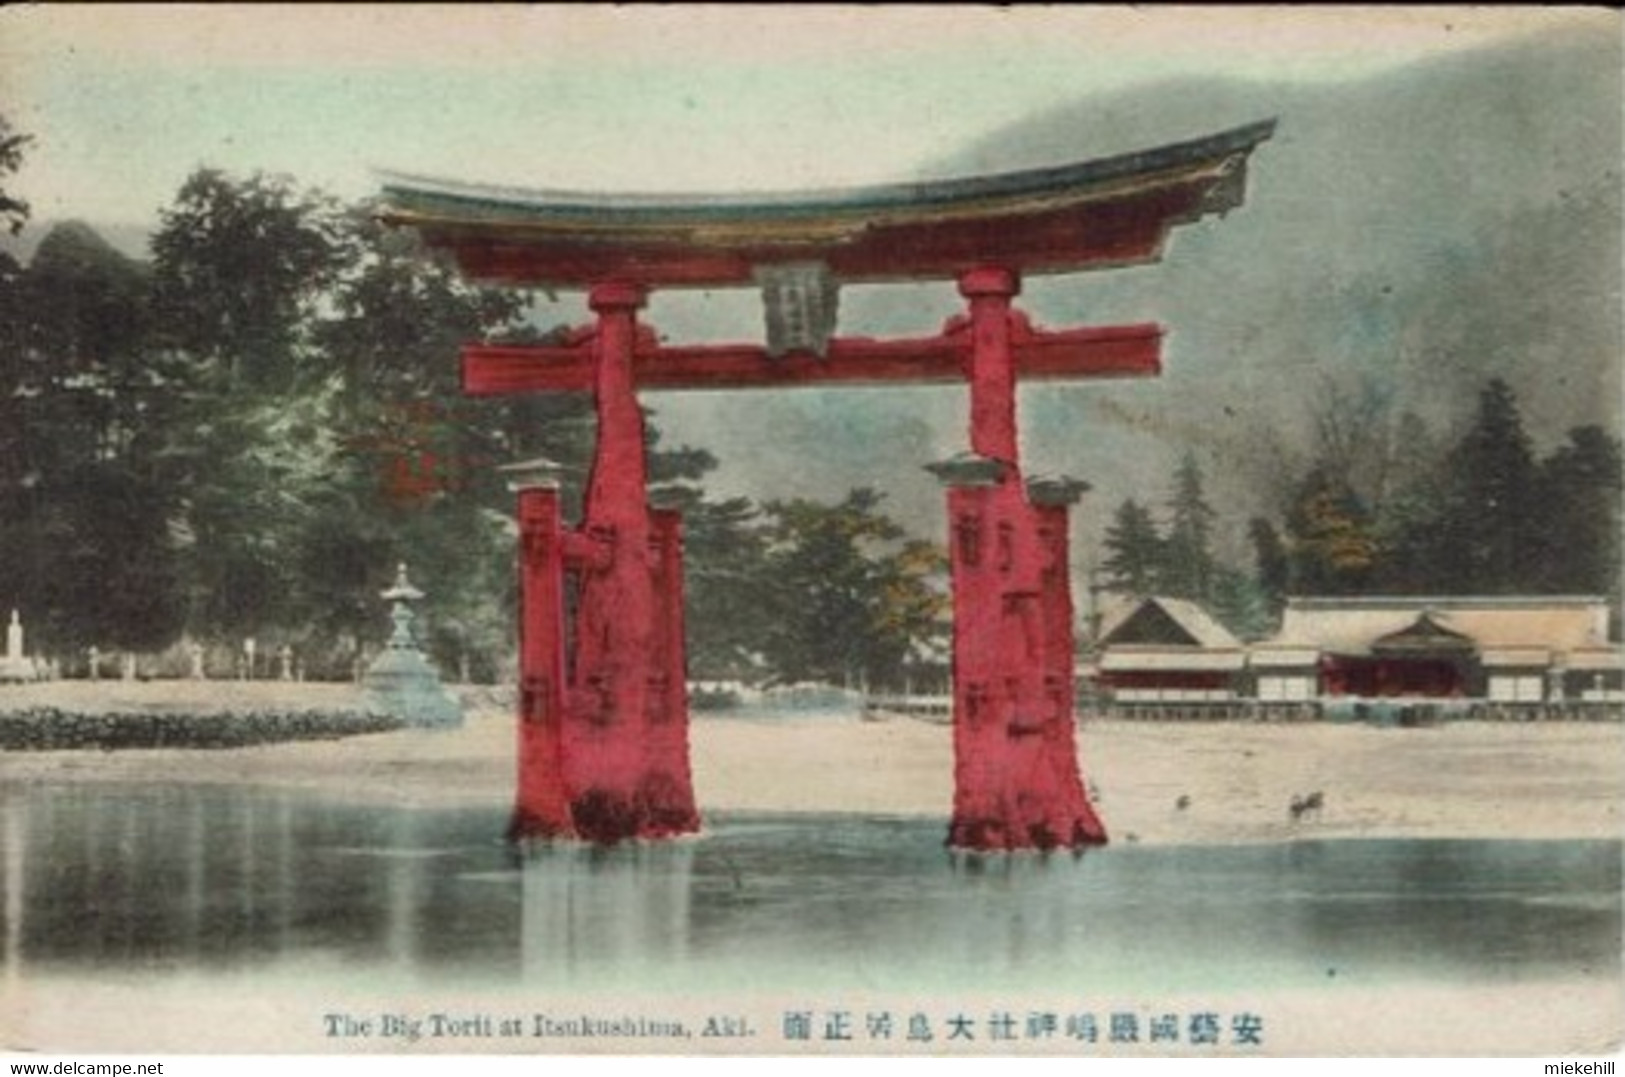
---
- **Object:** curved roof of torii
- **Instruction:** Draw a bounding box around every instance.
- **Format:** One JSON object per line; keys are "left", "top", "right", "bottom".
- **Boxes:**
{"left": 376, "top": 119, "right": 1275, "bottom": 289}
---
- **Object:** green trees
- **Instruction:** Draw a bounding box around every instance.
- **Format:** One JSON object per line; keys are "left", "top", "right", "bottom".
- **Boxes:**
{"left": 665, "top": 491, "right": 772, "bottom": 680}
{"left": 1437, "top": 378, "right": 1541, "bottom": 593}
{"left": 0, "top": 164, "right": 953, "bottom": 686}
{"left": 303, "top": 208, "right": 540, "bottom": 677}
{"left": 1368, "top": 411, "right": 1451, "bottom": 595}
{"left": 1100, "top": 454, "right": 1222, "bottom": 606}
{"left": 1247, "top": 516, "right": 1290, "bottom": 611}
{"left": 0, "top": 170, "right": 544, "bottom": 671}
{"left": 1249, "top": 377, "right": 1621, "bottom": 607}
{"left": 1099, "top": 454, "right": 1274, "bottom": 639}
{"left": 1161, "top": 452, "right": 1218, "bottom": 601}
{"left": 1095, "top": 381, "right": 1621, "bottom": 642}
{"left": 1283, "top": 466, "right": 1378, "bottom": 595}
{"left": 152, "top": 170, "right": 350, "bottom": 393}
{"left": 0, "top": 113, "right": 30, "bottom": 236}
{"left": 1358, "top": 377, "right": 1617, "bottom": 599}
{"left": 754, "top": 488, "right": 947, "bottom": 690}
{"left": 1100, "top": 499, "right": 1160, "bottom": 597}
{"left": 0, "top": 220, "right": 188, "bottom": 655}
{"left": 1534, "top": 425, "right": 1622, "bottom": 597}
{"left": 150, "top": 175, "right": 366, "bottom": 661}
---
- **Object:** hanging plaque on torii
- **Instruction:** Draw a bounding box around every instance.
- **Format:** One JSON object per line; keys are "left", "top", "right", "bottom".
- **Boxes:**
{"left": 379, "top": 119, "right": 1274, "bottom": 849}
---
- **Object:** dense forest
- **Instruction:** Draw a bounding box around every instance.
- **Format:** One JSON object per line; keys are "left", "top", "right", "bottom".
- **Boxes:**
{"left": 0, "top": 110, "right": 1618, "bottom": 687}
{"left": 1099, "top": 386, "right": 1622, "bottom": 640}
{"left": 0, "top": 117, "right": 944, "bottom": 686}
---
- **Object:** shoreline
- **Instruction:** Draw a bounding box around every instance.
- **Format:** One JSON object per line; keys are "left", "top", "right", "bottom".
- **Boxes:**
{"left": 2, "top": 686, "right": 1620, "bottom": 1056}
{"left": 1, "top": 683, "right": 1619, "bottom": 846}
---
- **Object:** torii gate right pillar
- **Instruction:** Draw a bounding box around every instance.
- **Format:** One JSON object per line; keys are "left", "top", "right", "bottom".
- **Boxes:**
{"left": 937, "top": 267, "right": 1106, "bottom": 851}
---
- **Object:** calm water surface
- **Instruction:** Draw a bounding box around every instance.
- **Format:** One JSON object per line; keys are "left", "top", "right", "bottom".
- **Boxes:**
{"left": 1, "top": 783, "right": 1617, "bottom": 995}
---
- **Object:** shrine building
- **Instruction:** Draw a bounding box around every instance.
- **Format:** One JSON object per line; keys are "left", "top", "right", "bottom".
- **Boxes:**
{"left": 1088, "top": 595, "right": 1622, "bottom": 707}
{"left": 1253, "top": 596, "right": 1623, "bottom": 704}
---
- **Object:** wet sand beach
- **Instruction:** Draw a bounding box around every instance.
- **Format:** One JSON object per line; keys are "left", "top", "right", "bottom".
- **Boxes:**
{"left": 0, "top": 682, "right": 1620, "bottom": 1057}
{"left": 1, "top": 682, "right": 1619, "bottom": 846}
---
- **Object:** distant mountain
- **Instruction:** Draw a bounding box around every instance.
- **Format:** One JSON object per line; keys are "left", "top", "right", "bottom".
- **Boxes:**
{"left": 651, "top": 25, "right": 1621, "bottom": 565}
{"left": 922, "top": 22, "right": 1621, "bottom": 441}
{"left": 6, "top": 28, "right": 1617, "bottom": 576}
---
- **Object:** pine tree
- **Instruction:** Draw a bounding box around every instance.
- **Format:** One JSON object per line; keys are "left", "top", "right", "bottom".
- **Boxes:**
{"left": 1208, "top": 564, "right": 1277, "bottom": 641}
{"left": 1100, "top": 498, "right": 1162, "bottom": 596}
{"left": 1161, "top": 452, "right": 1218, "bottom": 601}
{"left": 662, "top": 490, "right": 773, "bottom": 681}
{"left": 1534, "top": 425, "right": 1622, "bottom": 596}
{"left": 1248, "top": 516, "right": 1290, "bottom": 613}
{"left": 1371, "top": 411, "right": 1451, "bottom": 594}
{"left": 1438, "top": 378, "right": 1539, "bottom": 593}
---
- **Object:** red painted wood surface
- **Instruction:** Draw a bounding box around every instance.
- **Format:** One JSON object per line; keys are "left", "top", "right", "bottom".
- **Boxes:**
{"left": 393, "top": 175, "right": 1237, "bottom": 290}
{"left": 502, "top": 271, "right": 1114, "bottom": 850}
{"left": 512, "top": 486, "right": 574, "bottom": 839}
{"left": 560, "top": 285, "right": 701, "bottom": 841}
{"left": 382, "top": 120, "right": 1275, "bottom": 289}
{"left": 961, "top": 267, "right": 1021, "bottom": 464}
{"left": 464, "top": 319, "right": 1161, "bottom": 396}
{"left": 392, "top": 121, "right": 1280, "bottom": 851}
{"left": 1035, "top": 499, "right": 1106, "bottom": 843}
{"left": 1319, "top": 657, "right": 1466, "bottom": 698}
{"left": 644, "top": 507, "right": 700, "bottom": 832}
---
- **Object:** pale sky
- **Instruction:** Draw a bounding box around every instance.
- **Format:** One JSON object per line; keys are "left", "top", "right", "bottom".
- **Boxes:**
{"left": 0, "top": 5, "right": 1600, "bottom": 228}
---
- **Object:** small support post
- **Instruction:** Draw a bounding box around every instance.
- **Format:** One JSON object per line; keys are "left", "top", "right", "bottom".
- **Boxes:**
{"left": 512, "top": 473, "right": 574, "bottom": 840}
{"left": 1029, "top": 476, "right": 1107, "bottom": 844}
{"left": 642, "top": 504, "right": 701, "bottom": 834}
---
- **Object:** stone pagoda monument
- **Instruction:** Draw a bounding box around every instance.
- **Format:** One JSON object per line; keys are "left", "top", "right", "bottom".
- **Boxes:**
{"left": 363, "top": 564, "right": 462, "bottom": 727}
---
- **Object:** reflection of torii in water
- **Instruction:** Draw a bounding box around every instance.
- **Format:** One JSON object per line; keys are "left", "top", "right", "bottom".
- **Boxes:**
{"left": 378, "top": 119, "right": 1274, "bottom": 850}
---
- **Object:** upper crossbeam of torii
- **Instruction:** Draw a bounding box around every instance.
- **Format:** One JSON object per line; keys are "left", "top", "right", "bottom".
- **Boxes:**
{"left": 378, "top": 119, "right": 1274, "bottom": 289}
{"left": 378, "top": 119, "right": 1274, "bottom": 850}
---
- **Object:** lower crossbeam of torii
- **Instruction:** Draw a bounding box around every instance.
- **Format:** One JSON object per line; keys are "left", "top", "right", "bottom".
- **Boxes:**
{"left": 379, "top": 118, "right": 1274, "bottom": 850}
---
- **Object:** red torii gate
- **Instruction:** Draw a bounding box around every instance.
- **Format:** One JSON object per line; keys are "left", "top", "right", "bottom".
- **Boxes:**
{"left": 380, "top": 119, "right": 1273, "bottom": 850}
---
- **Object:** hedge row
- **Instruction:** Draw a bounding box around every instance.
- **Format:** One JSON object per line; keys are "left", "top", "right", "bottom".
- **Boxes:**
{"left": 0, "top": 707, "right": 403, "bottom": 750}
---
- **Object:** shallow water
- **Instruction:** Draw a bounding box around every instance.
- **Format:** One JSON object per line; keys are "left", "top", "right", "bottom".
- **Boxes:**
{"left": 1, "top": 783, "right": 1617, "bottom": 995}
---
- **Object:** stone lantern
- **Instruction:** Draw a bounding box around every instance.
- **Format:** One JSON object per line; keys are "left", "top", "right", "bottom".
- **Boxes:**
{"left": 362, "top": 563, "right": 462, "bottom": 728}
